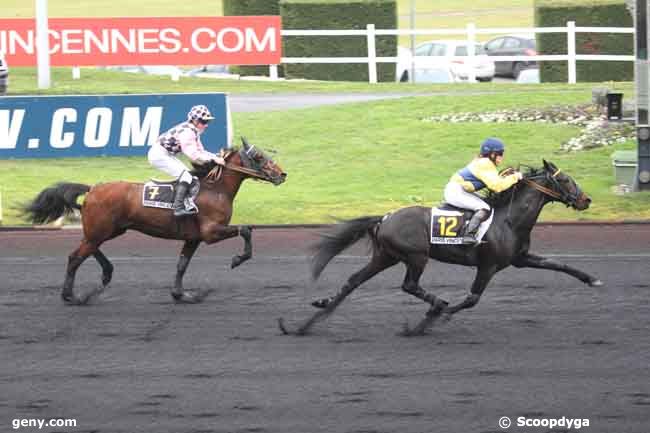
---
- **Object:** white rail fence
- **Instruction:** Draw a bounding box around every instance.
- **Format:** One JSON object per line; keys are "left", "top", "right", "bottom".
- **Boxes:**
{"left": 270, "top": 21, "right": 635, "bottom": 84}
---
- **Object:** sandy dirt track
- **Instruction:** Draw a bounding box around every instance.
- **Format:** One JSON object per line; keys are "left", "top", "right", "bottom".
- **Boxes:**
{"left": 1, "top": 225, "right": 649, "bottom": 433}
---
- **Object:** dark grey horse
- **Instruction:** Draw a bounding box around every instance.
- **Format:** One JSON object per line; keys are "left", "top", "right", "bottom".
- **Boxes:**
{"left": 279, "top": 160, "right": 601, "bottom": 336}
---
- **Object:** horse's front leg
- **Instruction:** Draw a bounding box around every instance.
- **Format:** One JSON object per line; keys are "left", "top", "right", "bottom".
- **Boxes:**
{"left": 442, "top": 264, "right": 498, "bottom": 317}
{"left": 231, "top": 225, "right": 253, "bottom": 269}
{"left": 201, "top": 223, "right": 253, "bottom": 269}
{"left": 512, "top": 252, "right": 603, "bottom": 286}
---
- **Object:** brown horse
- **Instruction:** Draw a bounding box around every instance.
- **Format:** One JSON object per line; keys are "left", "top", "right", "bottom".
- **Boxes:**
{"left": 23, "top": 138, "right": 286, "bottom": 305}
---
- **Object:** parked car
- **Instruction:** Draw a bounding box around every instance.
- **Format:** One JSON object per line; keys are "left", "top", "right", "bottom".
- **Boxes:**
{"left": 395, "top": 46, "right": 454, "bottom": 83}
{"left": 396, "top": 40, "right": 495, "bottom": 83}
{"left": 483, "top": 35, "right": 538, "bottom": 79}
{"left": 105, "top": 65, "right": 184, "bottom": 79}
{"left": 516, "top": 68, "right": 540, "bottom": 84}
{"left": 0, "top": 52, "right": 8, "bottom": 95}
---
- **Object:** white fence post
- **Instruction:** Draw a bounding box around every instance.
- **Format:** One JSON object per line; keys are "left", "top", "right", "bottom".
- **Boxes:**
{"left": 72, "top": 67, "right": 80, "bottom": 80}
{"left": 366, "top": 24, "right": 378, "bottom": 84}
{"left": 467, "top": 23, "right": 477, "bottom": 83}
{"left": 567, "top": 21, "right": 577, "bottom": 84}
{"left": 269, "top": 64, "right": 279, "bottom": 80}
{"left": 35, "top": 0, "right": 51, "bottom": 89}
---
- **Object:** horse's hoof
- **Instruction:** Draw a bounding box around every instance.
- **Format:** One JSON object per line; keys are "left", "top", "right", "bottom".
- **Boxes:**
{"left": 589, "top": 279, "right": 603, "bottom": 287}
{"left": 277, "top": 318, "right": 308, "bottom": 336}
{"left": 172, "top": 292, "right": 201, "bottom": 304}
{"left": 172, "top": 289, "right": 213, "bottom": 304}
{"left": 62, "top": 294, "right": 93, "bottom": 306}
{"left": 231, "top": 256, "right": 243, "bottom": 269}
{"left": 278, "top": 318, "right": 291, "bottom": 335}
{"left": 399, "top": 322, "right": 427, "bottom": 337}
{"left": 311, "top": 299, "right": 329, "bottom": 309}
{"left": 428, "top": 299, "right": 448, "bottom": 316}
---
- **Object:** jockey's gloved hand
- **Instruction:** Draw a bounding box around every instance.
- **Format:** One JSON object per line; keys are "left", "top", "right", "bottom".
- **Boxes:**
{"left": 212, "top": 155, "right": 226, "bottom": 166}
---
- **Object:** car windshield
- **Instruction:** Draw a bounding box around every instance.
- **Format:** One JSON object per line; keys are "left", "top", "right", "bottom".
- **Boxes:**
{"left": 415, "top": 44, "right": 432, "bottom": 56}
{"left": 454, "top": 44, "right": 486, "bottom": 56}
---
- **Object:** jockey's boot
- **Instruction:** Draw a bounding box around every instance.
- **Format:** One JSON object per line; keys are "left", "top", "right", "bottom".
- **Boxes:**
{"left": 462, "top": 209, "right": 490, "bottom": 245}
{"left": 172, "top": 181, "right": 194, "bottom": 217}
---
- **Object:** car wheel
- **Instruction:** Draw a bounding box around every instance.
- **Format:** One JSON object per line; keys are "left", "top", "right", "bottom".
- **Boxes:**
{"left": 400, "top": 70, "right": 409, "bottom": 83}
{"left": 513, "top": 62, "right": 524, "bottom": 79}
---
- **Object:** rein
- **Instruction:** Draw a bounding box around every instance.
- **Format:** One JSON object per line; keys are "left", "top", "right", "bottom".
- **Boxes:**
{"left": 522, "top": 178, "right": 564, "bottom": 201}
{"left": 205, "top": 150, "right": 270, "bottom": 183}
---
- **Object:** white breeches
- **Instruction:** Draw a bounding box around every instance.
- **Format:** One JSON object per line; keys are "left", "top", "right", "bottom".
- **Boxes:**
{"left": 443, "top": 182, "right": 490, "bottom": 211}
{"left": 148, "top": 144, "right": 193, "bottom": 183}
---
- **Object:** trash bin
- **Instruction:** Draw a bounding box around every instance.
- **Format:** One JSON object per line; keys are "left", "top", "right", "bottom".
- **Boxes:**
{"left": 611, "top": 150, "right": 637, "bottom": 185}
{"left": 606, "top": 93, "right": 623, "bottom": 120}
{"left": 0, "top": 52, "right": 8, "bottom": 95}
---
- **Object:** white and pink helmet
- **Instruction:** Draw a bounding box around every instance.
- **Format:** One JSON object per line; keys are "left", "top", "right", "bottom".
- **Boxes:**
{"left": 187, "top": 105, "right": 215, "bottom": 123}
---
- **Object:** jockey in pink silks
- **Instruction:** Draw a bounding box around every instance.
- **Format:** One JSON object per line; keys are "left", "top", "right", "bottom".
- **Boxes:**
{"left": 148, "top": 105, "right": 225, "bottom": 217}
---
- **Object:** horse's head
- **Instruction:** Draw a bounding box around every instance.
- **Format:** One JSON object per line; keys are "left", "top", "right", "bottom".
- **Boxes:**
{"left": 236, "top": 137, "right": 287, "bottom": 185}
{"left": 534, "top": 160, "right": 591, "bottom": 210}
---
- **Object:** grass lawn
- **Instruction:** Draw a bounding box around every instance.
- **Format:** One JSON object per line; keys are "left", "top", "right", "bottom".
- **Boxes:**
{"left": 1, "top": 79, "right": 647, "bottom": 226}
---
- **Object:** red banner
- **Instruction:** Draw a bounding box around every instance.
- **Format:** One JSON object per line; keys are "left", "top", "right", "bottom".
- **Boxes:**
{"left": 0, "top": 16, "right": 282, "bottom": 66}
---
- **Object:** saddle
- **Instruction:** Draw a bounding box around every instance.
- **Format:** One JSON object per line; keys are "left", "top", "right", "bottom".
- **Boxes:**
{"left": 142, "top": 177, "right": 200, "bottom": 211}
{"left": 430, "top": 203, "right": 493, "bottom": 245}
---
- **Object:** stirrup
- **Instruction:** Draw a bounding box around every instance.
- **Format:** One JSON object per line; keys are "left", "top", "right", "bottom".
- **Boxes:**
{"left": 173, "top": 206, "right": 197, "bottom": 217}
{"left": 462, "top": 235, "right": 480, "bottom": 245}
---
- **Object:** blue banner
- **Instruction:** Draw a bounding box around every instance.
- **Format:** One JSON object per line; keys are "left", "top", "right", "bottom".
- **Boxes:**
{"left": 0, "top": 93, "right": 229, "bottom": 159}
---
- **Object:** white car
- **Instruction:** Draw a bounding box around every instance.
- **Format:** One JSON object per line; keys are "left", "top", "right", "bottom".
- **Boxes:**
{"left": 396, "top": 40, "right": 495, "bottom": 83}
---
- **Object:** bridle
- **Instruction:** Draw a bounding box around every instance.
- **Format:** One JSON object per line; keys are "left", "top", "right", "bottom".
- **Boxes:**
{"left": 522, "top": 168, "right": 581, "bottom": 207}
{"left": 206, "top": 148, "right": 273, "bottom": 183}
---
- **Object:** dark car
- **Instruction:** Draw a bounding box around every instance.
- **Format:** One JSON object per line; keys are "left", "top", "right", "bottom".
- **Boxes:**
{"left": 483, "top": 35, "right": 537, "bottom": 79}
{"left": 0, "top": 52, "right": 8, "bottom": 95}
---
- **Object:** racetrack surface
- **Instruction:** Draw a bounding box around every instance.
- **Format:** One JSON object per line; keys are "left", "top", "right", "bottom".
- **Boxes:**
{"left": 1, "top": 225, "right": 649, "bottom": 433}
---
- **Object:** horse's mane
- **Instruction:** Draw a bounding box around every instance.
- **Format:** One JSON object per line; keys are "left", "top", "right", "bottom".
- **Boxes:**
{"left": 484, "top": 166, "right": 543, "bottom": 208}
{"left": 189, "top": 147, "right": 240, "bottom": 179}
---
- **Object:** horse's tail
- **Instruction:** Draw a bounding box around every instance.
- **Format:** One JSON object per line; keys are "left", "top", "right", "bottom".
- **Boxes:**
{"left": 311, "top": 215, "right": 383, "bottom": 281}
{"left": 22, "top": 183, "right": 91, "bottom": 224}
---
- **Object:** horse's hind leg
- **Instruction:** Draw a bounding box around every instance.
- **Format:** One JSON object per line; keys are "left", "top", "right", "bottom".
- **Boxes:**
{"left": 172, "top": 240, "right": 206, "bottom": 304}
{"left": 401, "top": 254, "right": 447, "bottom": 308}
{"left": 400, "top": 255, "right": 449, "bottom": 336}
{"left": 280, "top": 251, "right": 398, "bottom": 335}
{"left": 62, "top": 239, "right": 97, "bottom": 305}
{"left": 90, "top": 228, "right": 125, "bottom": 294}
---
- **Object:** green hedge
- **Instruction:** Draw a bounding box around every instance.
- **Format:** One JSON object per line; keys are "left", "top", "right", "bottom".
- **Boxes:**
{"left": 535, "top": 0, "right": 633, "bottom": 82}
{"left": 280, "top": 0, "right": 397, "bottom": 82}
{"left": 222, "top": 0, "right": 282, "bottom": 77}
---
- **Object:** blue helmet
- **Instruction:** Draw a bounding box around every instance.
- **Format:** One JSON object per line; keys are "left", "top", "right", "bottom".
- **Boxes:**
{"left": 480, "top": 137, "right": 505, "bottom": 156}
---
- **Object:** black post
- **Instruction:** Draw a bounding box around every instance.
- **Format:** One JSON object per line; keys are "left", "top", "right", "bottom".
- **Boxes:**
{"left": 606, "top": 93, "right": 624, "bottom": 120}
{"left": 635, "top": 0, "right": 650, "bottom": 190}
